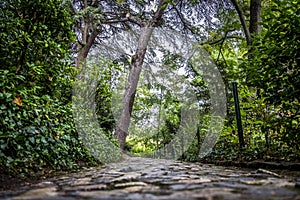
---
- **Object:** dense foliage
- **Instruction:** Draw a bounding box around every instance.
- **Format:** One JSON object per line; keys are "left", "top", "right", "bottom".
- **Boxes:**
{"left": 0, "top": 0, "right": 299, "bottom": 178}
{"left": 203, "top": 0, "right": 300, "bottom": 162}
{"left": 245, "top": 0, "right": 299, "bottom": 159}
{"left": 0, "top": 0, "right": 97, "bottom": 177}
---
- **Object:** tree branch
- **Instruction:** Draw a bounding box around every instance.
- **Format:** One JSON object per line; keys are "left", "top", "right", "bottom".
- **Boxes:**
{"left": 217, "top": 31, "right": 228, "bottom": 61}
{"left": 103, "top": 18, "right": 128, "bottom": 24}
{"left": 230, "top": 0, "right": 251, "bottom": 46}
{"left": 207, "top": 35, "right": 243, "bottom": 45}
{"left": 150, "top": 0, "right": 168, "bottom": 27}
{"left": 83, "top": 29, "right": 99, "bottom": 58}
{"left": 125, "top": 13, "right": 146, "bottom": 26}
{"left": 172, "top": 6, "right": 198, "bottom": 35}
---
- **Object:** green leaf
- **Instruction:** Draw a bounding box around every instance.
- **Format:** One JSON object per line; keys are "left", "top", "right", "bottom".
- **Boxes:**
{"left": 29, "top": 137, "right": 35, "bottom": 144}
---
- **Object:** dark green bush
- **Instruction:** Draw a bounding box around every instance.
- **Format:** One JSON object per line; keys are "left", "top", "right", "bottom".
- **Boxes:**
{"left": 0, "top": 0, "right": 98, "bottom": 177}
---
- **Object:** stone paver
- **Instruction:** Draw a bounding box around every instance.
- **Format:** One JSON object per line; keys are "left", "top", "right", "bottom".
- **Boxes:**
{"left": 1, "top": 156, "right": 299, "bottom": 200}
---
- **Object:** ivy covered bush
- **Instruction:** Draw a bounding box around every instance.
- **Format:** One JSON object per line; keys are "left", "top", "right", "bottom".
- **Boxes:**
{"left": 0, "top": 0, "right": 97, "bottom": 177}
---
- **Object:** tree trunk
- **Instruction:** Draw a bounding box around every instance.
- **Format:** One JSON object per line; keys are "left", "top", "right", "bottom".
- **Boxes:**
{"left": 249, "top": 0, "right": 262, "bottom": 35}
{"left": 76, "top": 29, "right": 99, "bottom": 69}
{"left": 230, "top": 0, "right": 262, "bottom": 58}
{"left": 230, "top": 0, "right": 252, "bottom": 46}
{"left": 114, "top": 26, "right": 155, "bottom": 151}
{"left": 114, "top": 0, "right": 167, "bottom": 151}
{"left": 75, "top": 0, "right": 100, "bottom": 69}
{"left": 248, "top": 0, "right": 262, "bottom": 59}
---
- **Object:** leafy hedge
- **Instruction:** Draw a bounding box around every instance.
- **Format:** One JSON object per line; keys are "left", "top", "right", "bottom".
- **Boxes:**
{"left": 0, "top": 0, "right": 97, "bottom": 177}
{"left": 203, "top": 0, "right": 300, "bottom": 162}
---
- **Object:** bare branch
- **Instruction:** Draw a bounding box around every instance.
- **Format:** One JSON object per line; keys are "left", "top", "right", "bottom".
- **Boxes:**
{"left": 126, "top": 13, "right": 146, "bottom": 27}
{"left": 172, "top": 6, "right": 198, "bottom": 35}
{"left": 103, "top": 18, "right": 128, "bottom": 24}
{"left": 208, "top": 35, "right": 243, "bottom": 45}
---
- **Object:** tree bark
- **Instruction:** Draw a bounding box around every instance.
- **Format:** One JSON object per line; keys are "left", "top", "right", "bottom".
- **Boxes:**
{"left": 230, "top": 0, "right": 262, "bottom": 61}
{"left": 248, "top": 0, "right": 262, "bottom": 59}
{"left": 114, "top": 0, "right": 167, "bottom": 151}
{"left": 75, "top": 0, "right": 100, "bottom": 69}
{"left": 249, "top": 0, "right": 262, "bottom": 35}
{"left": 114, "top": 26, "right": 155, "bottom": 150}
{"left": 76, "top": 29, "right": 99, "bottom": 69}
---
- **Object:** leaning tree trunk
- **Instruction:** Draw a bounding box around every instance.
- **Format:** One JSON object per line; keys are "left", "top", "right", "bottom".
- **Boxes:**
{"left": 74, "top": 0, "right": 101, "bottom": 69}
{"left": 76, "top": 29, "right": 99, "bottom": 69}
{"left": 114, "top": 0, "right": 167, "bottom": 151}
{"left": 114, "top": 26, "right": 155, "bottom": 150}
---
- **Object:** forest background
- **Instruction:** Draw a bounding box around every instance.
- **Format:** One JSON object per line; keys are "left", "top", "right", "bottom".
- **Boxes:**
{"left": 0, "top": 0, "right": 299, "bottom": 177}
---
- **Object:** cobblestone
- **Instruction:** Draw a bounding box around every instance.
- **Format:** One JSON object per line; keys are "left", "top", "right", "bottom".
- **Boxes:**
{"left": 1, "top": 156, "right": 299, "bottom": 200}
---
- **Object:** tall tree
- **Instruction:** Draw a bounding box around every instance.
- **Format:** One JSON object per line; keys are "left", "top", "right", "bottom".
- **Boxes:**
{"left": 113, "top": 0, "right": 232, "bottom": 150}
{"left": 73, "top": 0, "right": 101, "bottom": 68}
{"left": 114, "top": 0, "right": 168, "bottom": 150}
{"left": 72, "top": 0, "right": 233, "bottom": 150}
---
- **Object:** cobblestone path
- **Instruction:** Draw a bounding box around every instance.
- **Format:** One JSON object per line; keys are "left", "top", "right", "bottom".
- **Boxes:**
{"left": 1, "top": 156, "right": 300, "bottom": 200}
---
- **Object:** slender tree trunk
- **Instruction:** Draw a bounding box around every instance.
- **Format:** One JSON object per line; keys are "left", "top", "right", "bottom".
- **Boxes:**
{"left": 230, "top": 0, "right": 252, "bottom": 45}
{"left": 76, "top": 29, "right": 99, "bottom": 69}
{"left": 114, "top": 0, "right": 167, "bottom": 151}
{"left": 249, "top": 0, "right": 262, "bottom": 35}
{"left": 75, "top": 0, "right": 100, "bottom": 69}
{"left": 248, "top": 0, "right": 262, "bottom": 59}
{"left": 230, "top": 0, "right": 262, "bottom": 59}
